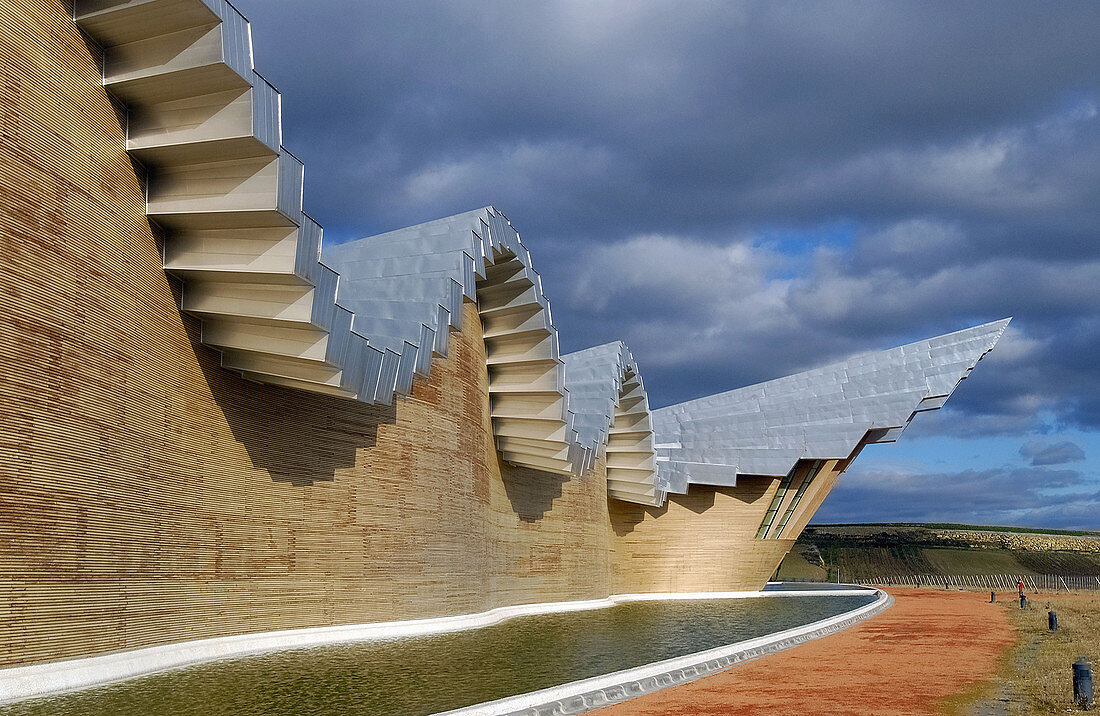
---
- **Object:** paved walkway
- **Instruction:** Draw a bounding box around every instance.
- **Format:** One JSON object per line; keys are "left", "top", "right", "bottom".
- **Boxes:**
{"left": 594, "top": 588, "right": 1016, "bottom": 715}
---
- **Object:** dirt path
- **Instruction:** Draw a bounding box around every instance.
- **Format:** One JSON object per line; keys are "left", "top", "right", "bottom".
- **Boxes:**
{"left": 593, "top": 588, "right": 1016, "bottom": 715}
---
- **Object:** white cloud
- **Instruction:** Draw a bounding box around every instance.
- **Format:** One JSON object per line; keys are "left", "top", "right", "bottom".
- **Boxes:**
{"left": 569, "top": 233, "right": 796, "bottom": 368}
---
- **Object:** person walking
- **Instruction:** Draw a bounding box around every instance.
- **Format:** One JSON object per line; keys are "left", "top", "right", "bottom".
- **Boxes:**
{"left": 1018, "top": 579, "right": 1024, "bottom": 597}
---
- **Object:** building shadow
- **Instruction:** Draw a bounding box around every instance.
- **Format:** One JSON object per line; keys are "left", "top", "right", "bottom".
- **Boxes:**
{"left": 185, "top": 310, "right": 396, "bottom": 485}
{"left": 726, "top": 476, "right": 774, "bottom": 504}
{"left": 499, "top": 460, "right": 570, "bottom": 523}
{"left": 610, "top": 482, "right": 766, "bottom": 537}
{"left": 679, "top": 488, "right": 718, "bottom": 514}
{"left": 609, "top": 498, "right": 669, "bottom": 537}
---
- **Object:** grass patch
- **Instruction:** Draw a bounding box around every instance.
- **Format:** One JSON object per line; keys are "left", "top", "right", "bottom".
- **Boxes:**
{"left": 923, "top": 547, "right": 1030, "bottom": 576}
{"left": 985, "top": 595, "right": 1100, "bottom": 713}
{"left": 794, "top": 526, "right": 1100, "bottom": 582}
{"left": 937, "top": 649, "right": 1016, "bottom": 716}
{"left": 812, "top": 522, "right": 1100, "bottom": 538}
{"left": 809, "top": 542, "right": 937, "bottom": 581}
{"left": 836, "top": 545, "right": 935, "bottom": 580}
{"left": 1015, "top": 552, "right": 1100, "bottom": 576}
{"left": 776, "top": 544, "right": 827, "bottom": 581}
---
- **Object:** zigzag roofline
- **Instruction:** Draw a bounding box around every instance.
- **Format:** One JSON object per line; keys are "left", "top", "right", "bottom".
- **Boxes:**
{"left": 71, "top": 0, "right": 1010, "bottom": 512}
{"left": 652, "top": 318, "right": 1011, "bottom": 494}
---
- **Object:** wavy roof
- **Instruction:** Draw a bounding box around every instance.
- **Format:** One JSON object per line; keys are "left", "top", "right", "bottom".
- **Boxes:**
{"left": 72, "top": 0, "right": 1009, "bottom": 511}
{"left": 562, "top": 343, "right": 663, "bottom": 505}
{"left": 653, "top": 319, "right": 1011, "bottom": 494}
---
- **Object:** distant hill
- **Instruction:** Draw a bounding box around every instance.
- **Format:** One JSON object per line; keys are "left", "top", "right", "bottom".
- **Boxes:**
{"left": 778, "top": 522, "right": 1100, "bottom": 583}
{"left": 811, "top": 522, "right": 1100, "bottom": 538}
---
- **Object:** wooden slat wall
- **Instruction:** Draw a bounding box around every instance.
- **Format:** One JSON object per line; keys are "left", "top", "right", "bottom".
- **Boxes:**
{"left": 609, "top": 478, "right": 798, "bottom": 593}
{"left": 0, "top": 0, "right": 839, "bottom": 673}
{"left": 0, "top": 0, "right": 613, "bottom": 670}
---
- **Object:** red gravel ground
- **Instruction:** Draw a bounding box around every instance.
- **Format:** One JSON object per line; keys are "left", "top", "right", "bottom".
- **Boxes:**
{"left": 594, "top": 588, "right": 1016, "bottom": 715}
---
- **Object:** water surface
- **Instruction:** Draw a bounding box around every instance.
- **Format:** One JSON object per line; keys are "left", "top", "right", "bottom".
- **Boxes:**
{"left": 4, "top": 594, "right": 875, "bottom": 716}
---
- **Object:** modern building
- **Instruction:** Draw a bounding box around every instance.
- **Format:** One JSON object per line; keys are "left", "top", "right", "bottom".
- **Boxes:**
{"left": 0, "top": 0, "right": 1006, "bottom": 677}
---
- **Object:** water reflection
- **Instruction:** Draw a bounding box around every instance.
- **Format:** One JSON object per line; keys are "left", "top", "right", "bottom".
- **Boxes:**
{"left": 5, "top": 595, "right": 874, "bottom": 716}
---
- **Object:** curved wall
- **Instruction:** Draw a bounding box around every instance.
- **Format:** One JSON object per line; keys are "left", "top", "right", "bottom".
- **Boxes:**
{"left": 70, "top": 0, "right": 638, "bottom": 481}
{"left": 1, "top": 0, "right": 1010, "bottom": 677}
{"left": 0, "top": 0, "right": 613, "bottom": 670}
{"left": 609, "top": 461, "right": 850, "bottom": 593}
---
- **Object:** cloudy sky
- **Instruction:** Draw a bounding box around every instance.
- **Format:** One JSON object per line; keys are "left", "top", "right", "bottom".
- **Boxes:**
{"left": 233, "top": 1, "right": 1100, "bottom": 529}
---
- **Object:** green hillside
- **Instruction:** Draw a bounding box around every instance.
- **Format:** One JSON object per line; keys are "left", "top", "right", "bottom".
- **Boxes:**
{"left": 777, "top": 523, "right": 1100, "bottom": 582}
{"left": 811, "top": 522, "right": 1100, "bottom": 538}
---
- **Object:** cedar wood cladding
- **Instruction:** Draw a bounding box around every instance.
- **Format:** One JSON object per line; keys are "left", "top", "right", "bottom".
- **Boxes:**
{"left": 0, "top": 0, "right": 796, "bottom": 669}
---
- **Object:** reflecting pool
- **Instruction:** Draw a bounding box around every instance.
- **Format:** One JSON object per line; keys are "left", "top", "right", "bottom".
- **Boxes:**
{"left": 4, "top": 594, "right": 875, "bottom": 716}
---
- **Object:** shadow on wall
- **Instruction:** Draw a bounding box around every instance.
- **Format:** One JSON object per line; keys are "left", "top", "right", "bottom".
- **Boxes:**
{"left": 185, "top": 288, "right": 574, "bottom": 510}
{"left": 738, "top": 477, "right": 774, "bottom": 498}
{"left": 609, "top": 496, "right": 672, "bottom": 537}
{"left": 609, "top": 480, "right": 774, "bottom": 537}
{"left": 500, "top": 461, "right": 570, "bottom": 523}
{"left": 608, "top": 487, "right": 721, "bottom": 537}
{"left": 186, "top": 313, "right": 397, "bottom": 485}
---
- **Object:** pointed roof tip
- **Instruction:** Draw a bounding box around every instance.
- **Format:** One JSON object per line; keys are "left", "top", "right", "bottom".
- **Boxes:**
{"left": 660, "top": 317, "right": 1016, "bottom": 410}
{"left": 981, "top": 316, "right": 1012, "bottom": 331}
{"left": 900, "top": 316, "right": 1012, "bottom": 351}
{"left": 966, "top": 316, "right": 1012, "bottom": 352}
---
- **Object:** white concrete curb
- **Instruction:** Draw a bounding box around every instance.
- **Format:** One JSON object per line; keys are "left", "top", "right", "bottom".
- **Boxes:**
{"left": 439, "top": 588, "right": 893, "bottom": 715}
{"left": 0, "top": 586, "right": 884, "bottom": 707}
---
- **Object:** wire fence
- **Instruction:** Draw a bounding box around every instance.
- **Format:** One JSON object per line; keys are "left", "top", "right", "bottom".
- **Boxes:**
{"left": 861, "top": 574, "right": 1100, "bottom": 591}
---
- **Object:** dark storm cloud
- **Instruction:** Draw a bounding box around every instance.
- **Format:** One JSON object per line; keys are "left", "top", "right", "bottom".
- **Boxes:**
{"left": 1020, "top": 440, "right": 1086, "bottom": 467}
{"left": 230, "top": 1, "right": 1100, "bottom": 434}
{"left": 233, "top": 1, "right": 1100, "bottom": 234}
{"left": 813, "top": 466, "right": 1100, "bottom": 530}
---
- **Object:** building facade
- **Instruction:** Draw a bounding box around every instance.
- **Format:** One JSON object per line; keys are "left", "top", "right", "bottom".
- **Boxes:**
{"left": 0, "top": 0, "right": 1005, "bottom": 671}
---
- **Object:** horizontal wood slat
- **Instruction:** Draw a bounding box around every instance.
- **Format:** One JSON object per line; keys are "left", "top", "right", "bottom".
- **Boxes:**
{"left": 0, "top": 0, "right": 822, "bottom": 673}
{"left": 0, "top": 0, "right": 615, "bottom": 670}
